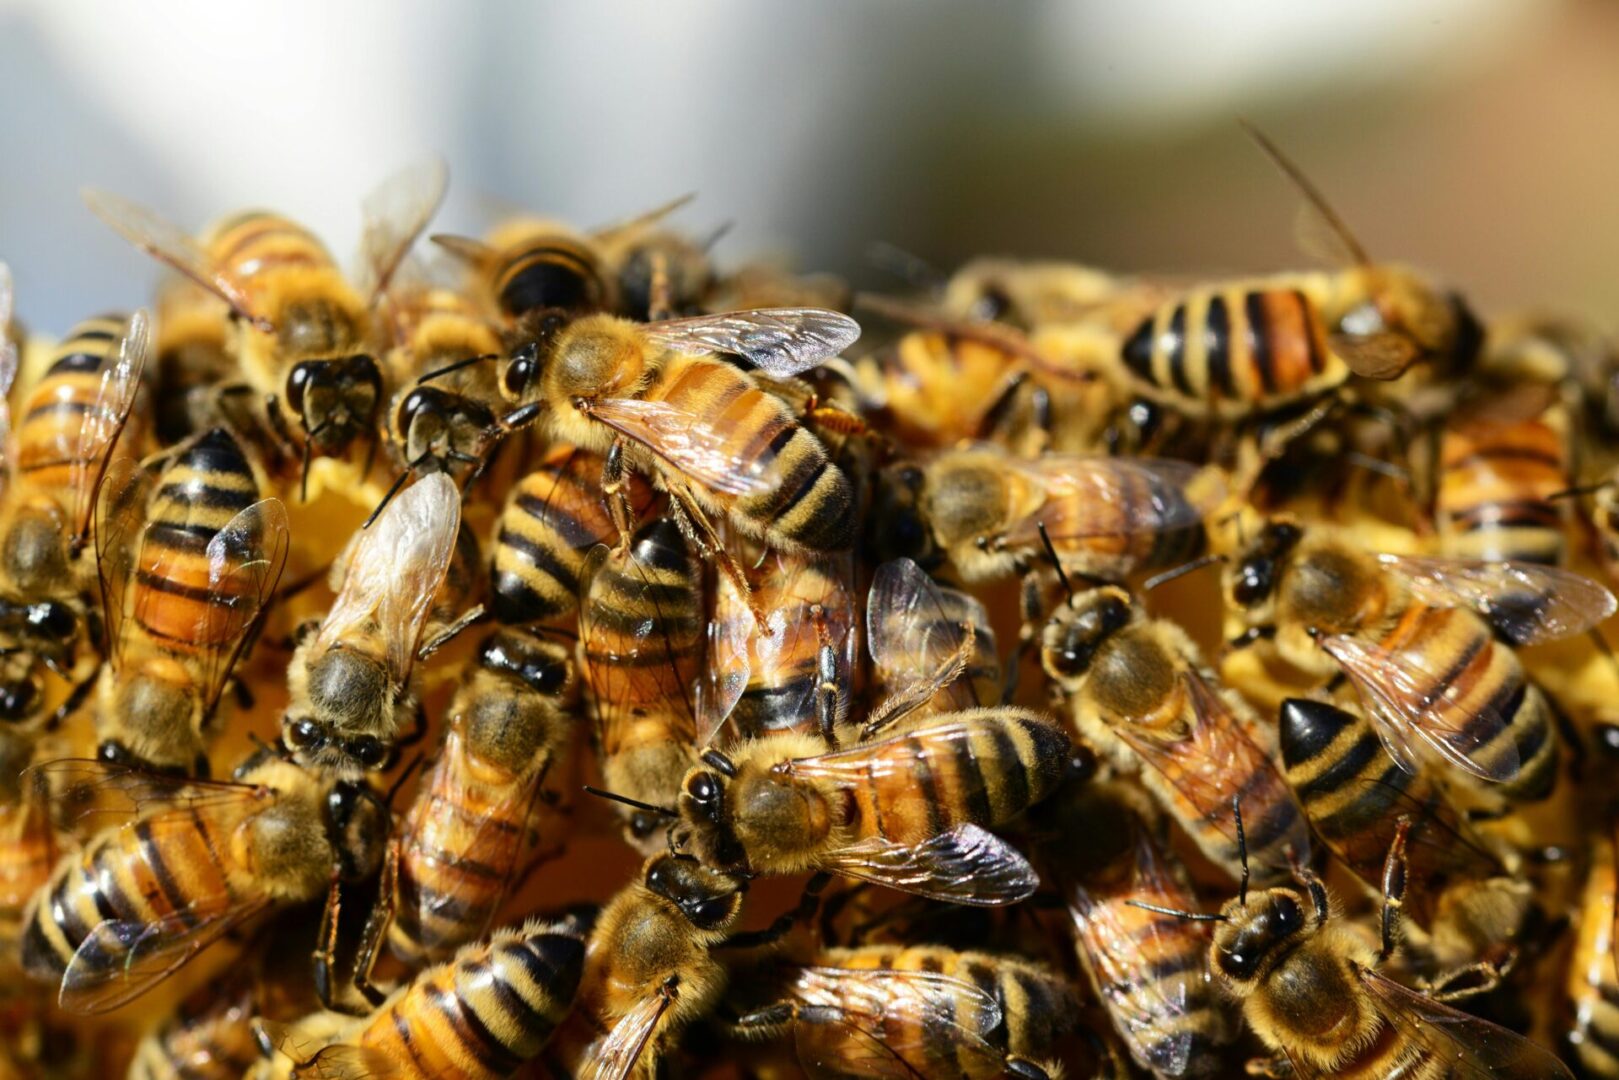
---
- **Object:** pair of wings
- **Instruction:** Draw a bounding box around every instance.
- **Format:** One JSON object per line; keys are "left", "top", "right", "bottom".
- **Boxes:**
{"left": 1117, "top": 669, "right": 1311, "bottom": 880}
{"left": 314, "top": 472, "right": 462, "bottom": 682}
{"left": 1322, "top": 553, "right": 1615, "bottom": 783}
{"left": 24, "top": 759, "right": 284, "bottom": 1015}
{"left": 82, "top": 158, "right": 449, "bottom": 332}
{"left": 94, "top": 456, "right": 289, "bottom": 716}
{"left": 782, "top": 721, "right": 1040, "bottom": 906}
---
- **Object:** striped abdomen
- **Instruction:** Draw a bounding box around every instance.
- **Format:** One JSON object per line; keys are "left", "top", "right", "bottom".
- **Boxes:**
{"left": 832, "top": 710, "right": 1069, "bottom": 848}
{"left": 1121, "top": 282, "right": 1343, "bottom": 419}
{"left": 1036, "top": 474, "right": 1206, "bottom": 578}
{"left": 650, "top": 355, "right": 853, "bottom": 551}
{"left": 1435, "top": 404, "right": 1570, "bottom": 565}
{"left": 491, "top": 445, "right": 652, "bottom": 623}
{"left": 0, "top": 791, "right": 57, "bottom": 957}
{"left": 15, "top": 314, "right": 131, "bottom": 495}
{"left": 128, "top": 984, "right": 258, "bottom": 1080}
{"left": 1569, "top": 837, "right": 1619, "bottom": 1079}
{"left": 868, "top": 331, "right": 1039, "bottom": 450}
{"left": 358, "top": 922, "right": 585, "bottom": 1079}
{"left": 1375, "top": 604, "right": 1556, "bottom": 802}
{"left": 205, "top": 210, "right": 336, "bottom": 283}
{"left": 487, "top": 223, "right": 607, "bottom": 319}
{"left": 132, "top": 428, "right": 261, "bottom": 653}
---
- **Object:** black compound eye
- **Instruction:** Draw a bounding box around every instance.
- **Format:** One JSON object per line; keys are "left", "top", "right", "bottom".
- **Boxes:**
{"left": 685, "top": 772, "right": 719, "bottom": 803}
{"left": 399, "top": 387, "right": 436, "bottom": 428}
{"left": 523, "top": 659, "right": 567, "bottom": 694}
{"left": 286, "top": 717, "right": 323, "bottom": 750}
{"left": 29, "top": 602, "right": 73, "bottom": 638}
{"left": 503, "top": 345, "right": 538, "bottom": 397}
{"left": 1233, "top": 559, "right": 1273, "bottom": 607}
{"left": 1274, "top": 894, "right": 1301, "bottom": 932}
{"left": 1218, "top": 946, "right": 1257, "bottom": 981}
{"left": 688, "top": 897, "right": 732, "bottom": 929}
{"left": 346, "top": 735, "right": 387, "bottom": 769}
{"left": 286, "top": 361, "right": 321, "bottom": 417}
{"left": 1595, "top": 723, "right": 1619, "bottom": 759}
{"left": 345, "top": 354, "right": 381, "bottom": 390}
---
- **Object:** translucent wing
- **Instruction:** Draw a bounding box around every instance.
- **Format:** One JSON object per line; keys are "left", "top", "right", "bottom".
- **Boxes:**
{"left": 25, "top": 758, "right": 271, "bottom": 829}
{"left": 1319, "top": 633, "right": 1518, "bottom": 783}
{"left": 1241, "top": 120, "right": 1370, "bottom": 269}
{"left": 591, "top": 191, "right": 697, "bottom": 242}
{"left": 93, "top": 456, "right": 155, "bottom": 668}
{"left": 69, "top": 310, "right": 151, "bottom": 544}
{"left": 1000, "top": 455, "right": 1215, "bottom": 563}
{"left": 748, "top": 551, "right": 859, "bottom": 737}
{"left": 1331, "top": 331, "right": 1421, "bottom": 380}
{"left": 290, "top": 1046, "right": 404, "bottom": 1080}
{"left": 81, "top": 189, "right": 268, "bottom": 328}
{"left": 59, "top": 901, "right": 271, "bottom": 1013}
{"left": 355, "top": 156, "right": 449, "bottom": 302}
{"left": 317, "top": 473, "right": 461, "bottom": 679}
{"left": 1117, "top": 672, "right": 1311, "bottom": 877}
{"left": 193, "top": 498, "right": 291, "bottom": 715}
{"left": 1377, "top": 553, "right": 1616, "bottom": 646}
{"left": 788, "top": 967, "right": 1006, "bottom": 1080}
{"left": 697, "top": 568, "right": 752, "bottom": 747}
{"left": 818, "top": 824, "right": 1038, "bottom": 906}
{"left": 586, "top": 395, "right": 780, "bottom": 496}
{"left": 582, "top": 984, "right": 676, "bottom": 1080}
{"left": 640, "top": 308, "right": 861, "bottom": 376}
{"left": 864, "top": 558, "right": 994, "bottom": 731}
{"left": 1356, "top": 965, "right": 1574, "bottom": 1079}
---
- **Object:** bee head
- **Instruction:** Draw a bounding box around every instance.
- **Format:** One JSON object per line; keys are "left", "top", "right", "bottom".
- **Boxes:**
{"left": 286, "top": 353, "right": 382, "bottom": 448}
{"left": 676, "top": 752, "right": 749, "bottom": 872}
{"left": 1040, "top": 586, "right": 1133, "bottom": 681}
{"left": 919, "top": 451, "right": 1010, "bottom": 551}
{"left": 1229, "top": 519, "right": 1303, "bottom": 609}
{"left": 1211, "top": 884, "right": 1324, "bottom": 987}
{"left": 283, "top": 647, "right": 395, "bottom": 776}
{"left": 643, "top": 853, "right": 745, "bottom": 932}
{"left": 867, "top": 462, "right": 941, "bottom": 569}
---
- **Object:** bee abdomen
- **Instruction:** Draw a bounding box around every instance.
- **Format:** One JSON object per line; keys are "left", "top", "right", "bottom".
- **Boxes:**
{"left": 16, "top": 314, "right": 130, "bottom": 484}
{"left": 495, "top": 239, "right": 606, "bottom": 317}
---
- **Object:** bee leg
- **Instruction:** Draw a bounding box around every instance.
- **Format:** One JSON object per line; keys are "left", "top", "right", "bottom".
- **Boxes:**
{"left": 1243, "top": 1056, "right": 1293, "bottom": 1078}
{"left": 718, "top": 873, "right": 831, "bottom": 950}
{"left": 351, "top": 840, "right": 399, "bottom": 1009}
{"left": 44, "top": 672, "right": 97, "bottom": 731}
{"left": 731, "top": 1000, "right": 797, "bottom": 1036}
{"left": 417, "top": 604, "right": 487, "bottom": 661}
{"left": 1376, "top": 815, "right": 1413, "bottom": 963}
{"left": 312, "top": 874, "right": 367, "bottom": 1015}
{"left": 600, "top": 439, "right": 638, "bottom": 551}
{"left": 646, "top": 250, "right": 674, "bottom": 322}
{"left": 1422, "top": 959, "right": 1505, "bottom": 1003}
{"left": 811, "top": 605, "right": 841, "bottom": 750}
{"left": 667, "top": 481, "right": 762, "bottom": 627}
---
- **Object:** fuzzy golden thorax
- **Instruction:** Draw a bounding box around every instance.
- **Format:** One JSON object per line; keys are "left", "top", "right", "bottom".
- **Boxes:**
{"left": 675, "top": 733, "right": 834, "bottom": 875}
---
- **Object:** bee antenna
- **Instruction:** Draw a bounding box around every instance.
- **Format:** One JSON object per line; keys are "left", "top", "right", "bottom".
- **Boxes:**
{"left": 1124, "top": 899, "right": 1227, "bottom": 923}
{"left": 385, "top": 754, "right": 425, "bottom": 807}
{"left": 1143, "top": 552, "right": 1226, "bottom": 593}
{"left": 1233, "top": 793, "right": 1250, "bottom": 906}
{"left": 701, "top": 221, "right": 735, "bottom": 254}
{"left": 1549, "top": 479, "right": 1615, "bottom": 501}
{"left": 1238, "top": 118, "right": 1369, "bottom": 268}
{"left": 582, "top": 785, "right": 677, "bottom": 818}
{"left": 417, "top": 353, "right": 498, "bottom": 385}
{"left": 363, "top": 468, "right": 415, "bottom": 530}
{"left": 701, "top": 749, "right": 738, "bottom": 778}
{"left": 1036, "top": 521, "right": 1073, "bottom": 600}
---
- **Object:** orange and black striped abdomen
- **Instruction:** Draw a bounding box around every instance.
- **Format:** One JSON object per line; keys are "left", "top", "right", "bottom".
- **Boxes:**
{"left": 358, "top": 923, "right": 585, "bottom": 1079}
{"left": 1122, "top": 285, "right": 1342, "bottom": 419}
{"left": 132, "top": 428, "right": 261, "bottom": 653}
{"left": 0, "top": 790, "right": 57, "bottom": 955}
{"left": 1376, "top": 604, "right": 1555, "bottom": 802}
{"left": 1569, "top": 838, "right": 1619, "bottom": 1079}
{"left": 726, "top": 554, "right": 856, "bottom": 739}
{"left": 15, "top": 314, "right": 130, "bottom": 496}
{"left": 652, "top": 355, "right": 853, "bottom": 551}
{"left": 128, "top": 984, "right": 259, "bottom": 1080}
{"left": 838, "top": 711, "right": 1069, "bottom": 848}
{"left": 492, "top": 233, "right": 607, "bottom": 319}
{"left": 1435, "top": 405, "right": 1570, "bottom": 565}
{"left": 1040, "top": 465, "right": 1206, "bottom": 576}
{"left": 491, "top": 446, "right": 652, "bottom": 623}
{"left": 205, "top": 211, "right": 335, "bottom": 282}
{"left": 870, "top": 331, "right": 1036, "bottom": 451}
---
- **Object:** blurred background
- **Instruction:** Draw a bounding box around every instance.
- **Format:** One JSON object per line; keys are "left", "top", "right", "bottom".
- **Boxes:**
{"left": 0, "top": 0, "right": 1614, "bottom": 330}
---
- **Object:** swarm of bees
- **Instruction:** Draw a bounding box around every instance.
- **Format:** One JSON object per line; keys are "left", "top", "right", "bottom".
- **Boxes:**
{"left": 7, "top": 125, "right": 1619, "bottom": 1079}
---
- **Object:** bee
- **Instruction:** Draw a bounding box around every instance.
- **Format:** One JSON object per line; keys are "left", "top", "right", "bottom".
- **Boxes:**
{"left": 432, "top": 210, "right": 617, "bottom": 323}
{"left": 1039, "top": 584, "right": 1311, "bottom": 885}
{"left": 1225, "top": 518, "right": 1614, "bottom": 805}
{"left": 542, "top": 854, "right": 746, "bottom": 1080}
{"left": 83, "top": 159, "right": 448, "bottom": 487}
{"left": 1120, "top": 126, "right": 1482, "bottom": 427}
{"left": 354, "top": 627, "right": 576, "bottom": 978}
{"left": 0, "top": 304, "right": 150, "bottom": 727}
{"left": 91, "top": 427, "right": 289, "bottom": 775}
{"left": 593, "top": 194, "right": 717, "bottom": 321}
{"left": 863, "top": 555, "right": 999, "bottom": 725}
{"left": 672, "top": 707, "right": 1069, "bottom": 905}
{"left": 1569, "top": 830, "right": 1619, "bottom": 1079}
{"left": 489, "top": 443, "right": 655, "bottom": 625}
{"left": 19, "top": 754, "right": 389, "bottom": 1014}
{"left": 702, "top": 259, "right": 851, "bottom": 315}
{"left": 487, "top": 306, "right": 861, "bottom": 600}
{"left": 578, "top": 519, "right": 703, "bottom": 851}
{"left": 734, "top": 944, "right": 1075, "bottom": 1080}
{"left": 0, "top": 739, "right": 59, "bottom": 962}
{"left": 1131, "top": 802, "right": 1572, "bottom": 1079}
{"left": 254, "top": 917, "right": 586, "bottom": 1080}
{"left": 282, "top": 472, "right": 463, "bottom": 778}
{"left": 932, "top": 255, "right": 1165, "bottom": 329}
{"left": 1038, "top": 780, "right": 1233, "bottom": 1080}
{"left": 150, "top": 277, "right": 236, "bottom": 445}
{"left": 129, "top": 975, "right": 261, "bottom": 1080}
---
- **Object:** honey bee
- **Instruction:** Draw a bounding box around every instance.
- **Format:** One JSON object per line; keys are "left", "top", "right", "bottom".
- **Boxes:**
{"left": 1131, "top": 802, "right": 1572, "bottom": 1078}
{"left": 578, "top": 519, "right": 703, "bottom": 851}
{"left": 83, "top": 159, "right": 448, "bottom": 489}
{"left": 1039, "top": 584, "right": 1310, "bottom": 885}
{"left": 593, "top": 194, "right": 717, "bottom": 321}
{"left": 1038, "top": 780, "right": 1233, "bottom": 1080}
{"left": 487, "top": 306, "right": 861, "bottom": 599}
{"left": 254, "top": 917, "right": 586, "bottom": 1079}
{"left": 1569, "top": 829, "right": 1619, "bottom": 1078}
{"left": 282, "top": 472, "right": 463, "bottom": 778}
{"left": 1225, "top": 518, "right": 1614, "bottom": 804}
{"left": 489, "top": 443, "right": 656, "bottom": 625}
{"left": 91, "top": 427, "right": 289, "bottom": 775}
{"left": 354, "top": 627, "right": 576, "bottom": 977}
{"left": 863, "top": 556, "right": 999, "bottom": 725}
{"left": 542, "top": 854, "right": 746, "bottom": 1080}
{"left": 19, "top": 753, "right": 389, "bottom": 1013}
{"left": 0, "top": 305, "right": 150, "bottom": 727}
{"left": 1120, "top": 126, "right": 1482, "bottom": 427}
{"left": 734, "top": 944, "right": 1075, "bottom": 1080}
{"left": 129, "top": 975, "right": 261, "bottom": 1080}
{"left": 672, "top": 708, "right": 1069, "bottom": 905}
{"left": 150, "top": 277, "right": 236, "bottom": 445}
{"left": 433, "top": 214, "right": 613, "bottom": 322}
{"left": 933, "top": 255, "right": 1164, "bottom": 329}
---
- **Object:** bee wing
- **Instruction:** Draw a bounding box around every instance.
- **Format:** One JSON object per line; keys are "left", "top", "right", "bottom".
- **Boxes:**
{"left": 1376, "top": 553, "right": 1616, "bottom": 646}
{"left": 864, "top": 558, "right": 994, "bottom": 732}
{"left": 93, "top": 456, "right": 156, "bottom": 669}
{"left": 25, "top": 758, "right": 270, "bottom": 828}
{"left": 1319, "top": 633, "right": 1519, "bottom": 784}
{"left": 582, "top": 983, "right": 677, "bottom": 1080}
{"left": 59, "top": 899, "right": 272, "bottom": 1014}
{"left": 639, "top": 308, "right": 860, "bottom": 376}
{"left": 753, "top": 551, "right": 859, "bottom": 732}
{"left": 787, "top": 967, "right": 1007, "bottom": 1080}
{"left": 1356, "top": 965, "right": 1573, "bottom": 1079}
{"left": 354, "top": 157, "right": 449, "bottom": 303}
{"left": 193, "top": 498, "right": 291, "bottom": 716}
{"left": 317, "top": 473, "right": 461, "bottom": 679}
{"left": 80, "top": 189, "right": 269, "bottom": 329}
{"left": 591, "top": 191, "right": 697, "bottom": 243}
{"left": 585, "top": 395, "right": 783, "bottom": 497}
{"left": 69, "top": 310, "right": 151, "bottom": 544}
{"left": 1330, "top": 331, "right": 1422, "bottom": 380}
{"left": 1116, "top": 672, "right": 1311, "bottom": 877}
{"left": 697, "top": 569, "right": 752, "bottom": 747}
{"left": 999, "top": 455, "right": 1216, "bottom": 563}
{"left": 817, "top": 824, "right": 1038, "bottom": 906}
